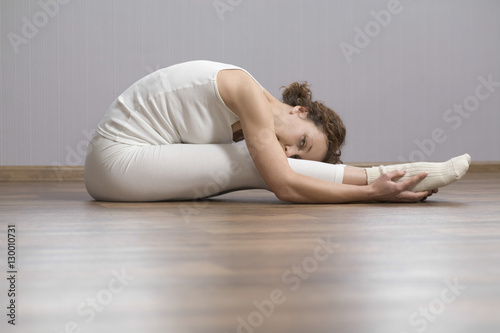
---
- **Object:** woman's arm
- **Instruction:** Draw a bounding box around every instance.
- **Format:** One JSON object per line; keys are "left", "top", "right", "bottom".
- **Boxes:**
{"left": 217, "top": 69, "right": 428, "bottom": 203}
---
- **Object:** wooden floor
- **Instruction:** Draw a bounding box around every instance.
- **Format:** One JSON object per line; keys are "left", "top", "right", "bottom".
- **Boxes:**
{"left": 1, "top": 173, "right": 499, "bottom": 333}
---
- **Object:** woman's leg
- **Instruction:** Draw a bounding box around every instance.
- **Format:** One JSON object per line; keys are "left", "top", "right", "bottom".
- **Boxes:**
{"left": 342, "top": 166, "right": 368, "bottom": 185}
{"left": 84, "top": 134, "right": 266, "bottom": 201}
{"left": 84, "top": 134, "right": 347, "bottom": 201}
{"left": 85, "top": 133, "right": 469, "bottom": 201}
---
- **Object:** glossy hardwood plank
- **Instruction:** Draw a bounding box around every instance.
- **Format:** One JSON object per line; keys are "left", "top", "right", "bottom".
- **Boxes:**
{"left": 0, "top": 173, "right": 499, "bottom": 333}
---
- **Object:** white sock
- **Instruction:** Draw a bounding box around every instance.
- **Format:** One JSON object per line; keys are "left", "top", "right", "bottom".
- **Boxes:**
{"left": 365, "top": 154, "right": 471, "bottom": 192}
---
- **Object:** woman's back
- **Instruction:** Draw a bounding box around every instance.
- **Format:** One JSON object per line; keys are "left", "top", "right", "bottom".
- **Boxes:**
{"left": 96, "top": 60, "right": 251, "bottom": 145}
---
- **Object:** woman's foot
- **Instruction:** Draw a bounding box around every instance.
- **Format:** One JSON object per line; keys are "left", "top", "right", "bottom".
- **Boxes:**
{"left": 365, "top": 154, "right": 471, "bottom": 192}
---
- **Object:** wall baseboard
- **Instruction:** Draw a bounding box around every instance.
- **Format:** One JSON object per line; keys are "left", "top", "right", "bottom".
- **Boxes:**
{"left": 0, "top": 163, "right": 499, "bottom": 182}
{"left": 0, "top": 166, "right": 84, "bottom": 182}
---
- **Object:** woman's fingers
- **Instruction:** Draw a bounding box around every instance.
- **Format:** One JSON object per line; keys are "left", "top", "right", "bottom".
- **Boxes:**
{"left": 398, "top": 173, "right": 433, "bottom": 202}
{"left": 404, "top": 190, "right": 429, "bottom": 202}
{"left": 384, "top": 169, "right": 407, "bottom": 181}
{"left": 371, "top": 170, "right": 441, "bottom": 203}
{"left": 375, "top": 171, "right": 433, "bottom": 202}
{"left": 401, "top": 171, "right": 428, "bottom": 189}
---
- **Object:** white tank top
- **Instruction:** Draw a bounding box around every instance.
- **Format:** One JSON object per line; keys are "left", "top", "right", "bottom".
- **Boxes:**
{"left": 96, "top": 60, "right": 262, "bottom": 145}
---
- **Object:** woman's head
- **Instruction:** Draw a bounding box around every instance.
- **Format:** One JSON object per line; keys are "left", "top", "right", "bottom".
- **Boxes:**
{"left": 280, "top": 82, "right": 346, "bottom": 164}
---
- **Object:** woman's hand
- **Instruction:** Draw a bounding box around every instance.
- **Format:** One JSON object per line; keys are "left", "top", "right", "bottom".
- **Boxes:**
{"left": 369, "top": 170, "right": 437, "bottom": 202}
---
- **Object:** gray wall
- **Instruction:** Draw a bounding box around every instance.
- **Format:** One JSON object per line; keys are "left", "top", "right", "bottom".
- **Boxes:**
{"left": 1, "top": 0, "right": 499, "bottom": 166}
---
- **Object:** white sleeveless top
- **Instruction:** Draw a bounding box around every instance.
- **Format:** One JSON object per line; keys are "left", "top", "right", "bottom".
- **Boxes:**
{"left": 96, "top": 60, "right": 262, "bottom": 145}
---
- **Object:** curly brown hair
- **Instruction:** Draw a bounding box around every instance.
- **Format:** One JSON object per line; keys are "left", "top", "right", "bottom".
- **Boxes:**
{"left": 281, "top": 82, "right": 346, "bottom": 164}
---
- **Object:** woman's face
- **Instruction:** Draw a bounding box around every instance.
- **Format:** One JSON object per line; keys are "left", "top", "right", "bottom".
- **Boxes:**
{"left": 275, "top": 107, "right": 328, "bottom": 162}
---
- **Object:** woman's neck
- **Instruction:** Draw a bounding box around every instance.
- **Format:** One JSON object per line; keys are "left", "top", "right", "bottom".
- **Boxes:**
{"left": 263, "top": 89, "right": 293, "bottom": 121}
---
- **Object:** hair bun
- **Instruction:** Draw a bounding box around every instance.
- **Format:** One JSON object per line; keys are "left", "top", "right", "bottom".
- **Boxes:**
{"left": 281, "top": 82, "right": 313, "bottom": 107}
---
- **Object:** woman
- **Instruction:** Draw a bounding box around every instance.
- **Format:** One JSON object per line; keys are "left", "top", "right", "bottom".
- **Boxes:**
{"left": 84, "top": 60, "right": 470, "bottom": 203}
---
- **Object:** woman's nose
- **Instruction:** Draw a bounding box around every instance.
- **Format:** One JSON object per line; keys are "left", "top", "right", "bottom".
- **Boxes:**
{"left": 284, "top": 145, "right": 296, "bottom": 158}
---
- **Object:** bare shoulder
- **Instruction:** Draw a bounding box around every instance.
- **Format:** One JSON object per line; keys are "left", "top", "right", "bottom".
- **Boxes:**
{"left": 217, "top": 69, "right": 262, "bottom": 115}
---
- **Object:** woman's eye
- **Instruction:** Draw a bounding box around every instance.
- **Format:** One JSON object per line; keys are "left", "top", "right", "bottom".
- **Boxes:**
{"left": 301, "top": 137, "right": 306, "bottom": 147}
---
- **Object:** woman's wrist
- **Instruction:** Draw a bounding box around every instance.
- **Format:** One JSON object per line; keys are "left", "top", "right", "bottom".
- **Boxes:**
{"left": 359, "top": 183, "right": 377, "bottom": 202}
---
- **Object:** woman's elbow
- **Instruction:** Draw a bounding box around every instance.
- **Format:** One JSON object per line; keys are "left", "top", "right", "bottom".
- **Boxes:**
{"left": 271, "top": 181, "right": 303, "bottom": 203}
{"left": 274, "top": 186, "right": 293, "bottom": 202}
{"left": 267, "top": 171, "right": 303, "bottom": 203}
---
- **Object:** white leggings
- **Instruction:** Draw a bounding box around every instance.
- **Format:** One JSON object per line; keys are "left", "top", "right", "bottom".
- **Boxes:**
{"left": 84, "top": 133, "right": 346, "bottom": 201}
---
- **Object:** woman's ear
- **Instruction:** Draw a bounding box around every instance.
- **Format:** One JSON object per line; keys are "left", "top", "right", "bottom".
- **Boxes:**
{"left": 291, "top": 105, "right": 309, "bottom": 115}
{"left": 297, "top": 106, "right": 309, "bottom": 118}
